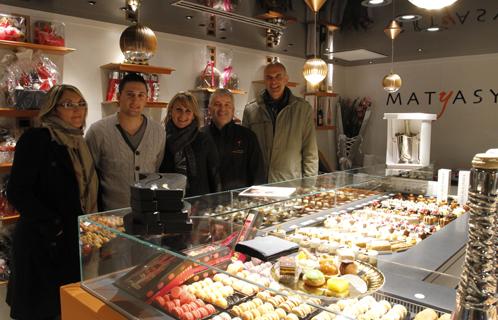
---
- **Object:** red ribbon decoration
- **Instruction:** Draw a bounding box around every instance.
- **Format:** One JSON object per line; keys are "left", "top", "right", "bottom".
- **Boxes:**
{"left": 222, "top": 66, "right": 232, "bottom": 88}
{"left": 223, "top": 0, "right": 232, "bottom": 12}
{"left": 202, "top": 60, "right": 216, "bottom": 88}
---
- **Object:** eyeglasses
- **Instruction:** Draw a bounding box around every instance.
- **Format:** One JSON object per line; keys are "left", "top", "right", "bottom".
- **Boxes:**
{"left": 57, "top": 101, "right": 88, "bottom": 109}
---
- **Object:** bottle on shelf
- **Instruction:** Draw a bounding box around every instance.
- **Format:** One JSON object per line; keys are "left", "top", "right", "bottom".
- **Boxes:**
{"left": 317, "top": 105, "right": 324, "bottom": 127}
{"left": 327, "top": 101, "right": 332, "bottom": 126}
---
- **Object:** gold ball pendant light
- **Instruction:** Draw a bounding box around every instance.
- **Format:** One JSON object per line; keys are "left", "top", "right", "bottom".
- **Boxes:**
{"left": 120, "top": 24, "right": 157, "bottom": 65}
{"left": 303, "top": 0, "right": 328, "bottom": 85}
{"left": 408, "top": 0, "right": 458, "bottom": 10}
{"left": 382, "top": 1, "right": 402, "bottom": 93}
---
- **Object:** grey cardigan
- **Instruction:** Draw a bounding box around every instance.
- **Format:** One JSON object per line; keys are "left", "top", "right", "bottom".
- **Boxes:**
{"left": 85, "top": 113, "right": 166, "bottom": 210}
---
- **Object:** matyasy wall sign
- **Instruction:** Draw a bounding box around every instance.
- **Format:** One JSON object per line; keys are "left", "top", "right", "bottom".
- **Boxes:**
{"left": 386, "top": 88, "right": 498, "bottom": 118}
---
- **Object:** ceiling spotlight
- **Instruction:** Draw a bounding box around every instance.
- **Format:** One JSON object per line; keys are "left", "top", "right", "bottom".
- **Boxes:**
{"left": 361, "top": 0, "right": 392, "bottom": 8}
{"left": 369, "top": 61, "right": 373, "bottom": 64}
{"left": 417, "top": 48, "right": 423, "bottom": 52}
{"left": 395, "top": 14, "right": 422, "bottom": 22}
{"left": 88, "top": 0, "right": 96, "bottom": 5}
{"left": 185, "top": 15, "right": 193, "bottom": 20}
{"left": 423, "top": 16, "right": 446, "bottom": 32}
{"left": 408, "top": 0, "right": 458, "bottom": 10}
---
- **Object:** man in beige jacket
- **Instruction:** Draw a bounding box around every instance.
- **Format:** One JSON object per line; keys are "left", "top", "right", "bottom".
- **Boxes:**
{"left": 242, "top": 62, "right": 318, "bottom": 183}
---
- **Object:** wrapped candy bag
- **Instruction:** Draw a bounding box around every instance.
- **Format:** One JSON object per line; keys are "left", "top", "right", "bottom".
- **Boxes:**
{"left": 0, "top": 13, "right": 27, "bottom": 42}
{"left": 0, "top": 49, "right": 60, "bottom": 109}
{"left": 196, "top": 60, "right": 221, "bottom": 89}
{"left": 203, "top": 0, "right": 239, "bottom": 12}
{"left": 218, "top": 50, "right": 239, "bottom": 90}
{"left": 33, "top": 20, "right": 65, "bottom": 46}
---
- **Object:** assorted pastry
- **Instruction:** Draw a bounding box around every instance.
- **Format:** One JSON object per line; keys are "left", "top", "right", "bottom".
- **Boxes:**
{"left": 79, "top": 214, "right": 124, "bottom": 250}
{"left": 280, "top": 194, "right": 468, "bottom": 254}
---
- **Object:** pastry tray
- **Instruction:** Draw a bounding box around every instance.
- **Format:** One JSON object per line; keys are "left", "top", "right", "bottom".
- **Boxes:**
{"left": 271, "top": 260, "right": 385, "bottom": 303}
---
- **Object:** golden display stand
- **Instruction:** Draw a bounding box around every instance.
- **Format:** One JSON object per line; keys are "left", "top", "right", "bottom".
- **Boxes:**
{"left": 60, "top": 283, "right": 125, "bottom": 320}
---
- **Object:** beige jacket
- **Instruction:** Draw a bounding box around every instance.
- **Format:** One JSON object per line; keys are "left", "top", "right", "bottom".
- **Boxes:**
{"left": 242, "top": 90, "right": 318, "bottom": 183}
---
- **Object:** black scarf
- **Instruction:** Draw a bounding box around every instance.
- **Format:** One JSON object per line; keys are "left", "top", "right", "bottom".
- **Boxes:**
{"left": 263, "top": 87, "right": 291, "bottom": 127}
{"left": 166, "top": 119, "right": 199, "bottom": 178}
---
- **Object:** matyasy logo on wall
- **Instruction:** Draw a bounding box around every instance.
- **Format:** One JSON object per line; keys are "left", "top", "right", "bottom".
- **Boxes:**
{"left": 385, "top": 89, "right": 498, "bottom": 119}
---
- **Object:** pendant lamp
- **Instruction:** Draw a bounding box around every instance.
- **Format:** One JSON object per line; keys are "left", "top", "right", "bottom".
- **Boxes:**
{"left": 119, "top": 0, "right": 157, "bottom": 65}
{"left": 408, "top": 0, "right": 458, "bottom": 10}
{"left": 382, "top": 0, "right": 402, "bottom": 93}
{"left": 303, "top": 0, "right": 328, "bottom": 86}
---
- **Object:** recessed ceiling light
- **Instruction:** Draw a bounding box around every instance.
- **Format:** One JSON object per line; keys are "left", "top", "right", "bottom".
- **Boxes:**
{"left": 425, "top": 26, "right": 445, "bottom": 32}
{"left": 417, "top": 48, "right": 423, "bottom": 52}
{"left": 198, "top": 23, "right": 206, "bottom": 27}
{"left": 369, "top": 61, "right": 373, "bottom": 64}
{"left": 220, "top": 36, "right": 226, "bottom": 40}
{"left": 361, "top": 0, "right": 392, "bottom": 7}
{"left": 185, "top": 15, "right": 193, "bottom": 20}
{"left": 288, "top": 43, "right": 294, "bottom": 47}
{"left": 414, "top": 293, "right": 426, "bottom": 299}
{"left": 88, "top": 0, "right": 96, "bottom": 5}
{"left": 395, "top": 14, "right": 422, "bottom": 22}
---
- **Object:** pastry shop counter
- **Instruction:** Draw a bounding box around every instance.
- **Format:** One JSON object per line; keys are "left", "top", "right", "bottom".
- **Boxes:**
{"left": 78, "top": 206, "right": 457, "bottom": 320}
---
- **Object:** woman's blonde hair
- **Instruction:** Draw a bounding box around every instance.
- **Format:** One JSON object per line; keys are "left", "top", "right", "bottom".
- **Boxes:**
{"left": 38, "top": 84, "right": 88, "bottom": 128}
{"left": 165, "top": 91, "right": 201, "bottom": 128}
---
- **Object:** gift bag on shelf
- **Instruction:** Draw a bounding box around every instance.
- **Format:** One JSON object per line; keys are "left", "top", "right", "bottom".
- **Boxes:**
{"left": 219, "top": 50, "right": 239, "bottom": 90}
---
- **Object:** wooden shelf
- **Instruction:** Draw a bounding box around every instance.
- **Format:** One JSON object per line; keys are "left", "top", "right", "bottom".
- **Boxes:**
{"left": 101, "top": 63, "right": 175, "bottom": 75}
{"left": 0, "top": 162, "right": 12, "bottom": 174}
{"left": 190, "top": 88, "right": 247, "bottom": 95}
{"left": 0, "top": 280, "right": 7, "bottom": 286}
{"left": 316, "top": 125, "right": 336, "bottom": 131}
{"left": 304, "top": 92, "right": 339, "bottom": 97}
{"left": 0, "top": 108, "right": 39, "bottom": 118}
{"left": 255, "top": 11, "right": 297, "bottom": 24}
{"left": 0, "top": 39, "right": 75, "bottom": 55}
{"left": 252, "top": 80, "right": 299, "bottom": 88}
{"left": 102, "top": 101, "right": 168, "bottom": 108}
{"left": 0, "top": 214, "right": 20, "bottom": 224}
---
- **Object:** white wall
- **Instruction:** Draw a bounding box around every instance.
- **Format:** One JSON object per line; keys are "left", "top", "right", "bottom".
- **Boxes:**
{"left": 342, "top": 54, "right": 498, "bottom": 170}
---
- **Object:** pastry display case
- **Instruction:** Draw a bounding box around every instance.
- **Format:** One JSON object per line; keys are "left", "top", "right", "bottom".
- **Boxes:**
{"left": 78, "top": 167, "right": 468, "bottom": 320}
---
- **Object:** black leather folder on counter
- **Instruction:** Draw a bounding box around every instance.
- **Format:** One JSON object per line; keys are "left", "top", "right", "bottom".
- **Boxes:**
{"left": 234, "top": 236, "right": 299, "bottom": 261}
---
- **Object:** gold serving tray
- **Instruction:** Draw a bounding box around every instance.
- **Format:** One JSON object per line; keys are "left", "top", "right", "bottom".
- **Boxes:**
{"left": 271, "top": 260, "right": 385, "bottom": 302}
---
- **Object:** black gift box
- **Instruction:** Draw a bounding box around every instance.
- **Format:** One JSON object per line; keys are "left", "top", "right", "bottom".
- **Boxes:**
{"left": 235, "top": 235, "right": 299, "bottom": 261}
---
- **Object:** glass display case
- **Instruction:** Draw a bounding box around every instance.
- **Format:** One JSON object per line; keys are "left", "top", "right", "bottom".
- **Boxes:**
{"left": 79, "top": 169, "right": 467, "bottom": 320}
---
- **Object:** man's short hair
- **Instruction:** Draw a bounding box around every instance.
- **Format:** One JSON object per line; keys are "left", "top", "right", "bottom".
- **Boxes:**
{"left": 264, "top": 62, "right": 287, "bottom": 74}
{"left": 118, "top": 73, "right": 147, "bottom": 93}
{"left": 209, "top": 88, "right": 234, "bottom": 108}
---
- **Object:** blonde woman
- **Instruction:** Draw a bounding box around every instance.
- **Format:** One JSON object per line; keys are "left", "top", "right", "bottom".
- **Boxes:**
{"left": 160, "top": 92, "right": 221, "bottom": 196}
{"left": 7, "top": 84, "right": 98, "bottom": 320}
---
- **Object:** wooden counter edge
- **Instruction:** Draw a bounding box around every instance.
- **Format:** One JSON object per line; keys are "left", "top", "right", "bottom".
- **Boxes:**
{"left": 60, "top": 283, "right": 126, "bottom": 320}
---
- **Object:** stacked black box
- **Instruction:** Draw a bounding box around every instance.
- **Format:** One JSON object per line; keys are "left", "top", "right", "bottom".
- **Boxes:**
{"left": 127, "top": 173, "right": 193, "bottom": 234}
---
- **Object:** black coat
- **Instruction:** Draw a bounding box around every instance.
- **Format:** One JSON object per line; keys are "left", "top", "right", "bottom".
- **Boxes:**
{"left": 6, "top": 128, "right": 84, "bottom": 320}
{"left": 160, "top": 130, "right": 222, "bottom": 197}
{"left": 204, "top": 121, "right": 265, "bottom": 191}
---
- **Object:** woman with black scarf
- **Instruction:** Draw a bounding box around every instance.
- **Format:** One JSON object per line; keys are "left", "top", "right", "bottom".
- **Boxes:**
{"left": 160, "top": 92, "right": 221, "bottom": 196}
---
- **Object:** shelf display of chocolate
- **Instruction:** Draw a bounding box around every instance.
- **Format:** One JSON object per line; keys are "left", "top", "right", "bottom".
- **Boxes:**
{"left": 202, "top": 187, "right": 381, "bottom": 229}
{"left": 188, "top": 170, "right": 380, "bottom": 219}
{"left": 271, "top": 193, "right": 468, "bottom": 255}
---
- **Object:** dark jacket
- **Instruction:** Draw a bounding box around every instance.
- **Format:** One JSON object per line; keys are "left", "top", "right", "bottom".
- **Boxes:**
{"left": 160, "top": 130, "right": 221, "bottom": 197}
{"left": 6, "top": 128, "right": 84, "bottom": 320}
{"left": 203, "top": 121, "right": 265, "bottom": 190}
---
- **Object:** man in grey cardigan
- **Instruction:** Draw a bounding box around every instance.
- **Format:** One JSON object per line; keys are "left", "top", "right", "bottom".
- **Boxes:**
{"left": 86, "top": 73, "right": 165, "bottom": 210}
{"left": 242, "top": 62, "right": 318, "bottom": 183}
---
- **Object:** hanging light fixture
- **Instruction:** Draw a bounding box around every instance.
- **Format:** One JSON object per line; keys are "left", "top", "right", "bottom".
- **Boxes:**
{"left": 382, "top": 0, "right": 402, "bottom": 93}
{"left": 408, "top": 0, "right": 458, "bottom": 10}
{"left": 119, "top": 0, "right": 157, "bottom": 65}
{"left": 303, "top": 0, "right": 328, "bottom": 86}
